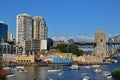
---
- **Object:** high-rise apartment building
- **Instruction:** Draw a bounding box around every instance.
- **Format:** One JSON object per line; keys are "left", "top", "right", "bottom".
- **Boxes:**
{"left": 16, "top": 13, "right": 33, "bottom": 44}
{"left": 33, "top": 16, "right": 47, "bottom": 40}
{"left": 0, "top": 21, "right": 8, "bottom": 42}
{"left": 16, "top": 13, "right": 48, "bottom": 53}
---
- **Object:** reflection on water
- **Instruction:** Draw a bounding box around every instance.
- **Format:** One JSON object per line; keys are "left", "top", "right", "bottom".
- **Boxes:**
{"left": 16, "top": 67, "right": 49, "bottom": 80}
{"left": 8, "top": 63, "right": 120, "bottom": 80}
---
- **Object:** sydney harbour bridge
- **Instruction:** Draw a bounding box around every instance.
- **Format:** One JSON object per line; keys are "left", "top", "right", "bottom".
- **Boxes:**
{"left": 74, "top": 35, "right": 120, "bottom": 56}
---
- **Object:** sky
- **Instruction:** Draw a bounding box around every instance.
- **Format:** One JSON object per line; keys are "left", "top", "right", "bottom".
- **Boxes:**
{"left": 0, "top": 0, "right": 120, "bottom": 41}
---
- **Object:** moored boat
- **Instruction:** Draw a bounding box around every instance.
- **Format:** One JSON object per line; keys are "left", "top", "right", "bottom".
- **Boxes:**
{"left": 102, "top": 71, "right": 111, "bottom": 76}
{"left": 93, "top": 68, "right": 102, "bottom": 72}
{"left": 46, "top": 77, "right": 53, "bottom": 80}
{"left": 102, "top": 71, "right": 112, "bottom": 79}
{"left": 48, "top": 69, "right": 61, "bottom": 72}
{"left": 83, "top": 75, "right": 90, "bottom": 80}
{"left": 70, "top": 64, "right": 79, "bottom": 70}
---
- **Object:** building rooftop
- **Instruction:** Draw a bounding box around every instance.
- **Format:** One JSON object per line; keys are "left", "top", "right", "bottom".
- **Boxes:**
{"left": 17, "top": 13, "right": 32, "bottom": 17}
{"left": 33, "top": 16, "right": 44, "bottom": 19}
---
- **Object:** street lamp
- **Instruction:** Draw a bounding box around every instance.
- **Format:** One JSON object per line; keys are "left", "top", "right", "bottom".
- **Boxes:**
{"left": 67, "top": 41, "right": 70, "bottom": 59}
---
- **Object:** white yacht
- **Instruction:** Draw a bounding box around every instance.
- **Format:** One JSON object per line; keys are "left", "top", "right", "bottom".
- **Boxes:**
{"left": 70, "top": 64, "right": 79, "bottom": 70}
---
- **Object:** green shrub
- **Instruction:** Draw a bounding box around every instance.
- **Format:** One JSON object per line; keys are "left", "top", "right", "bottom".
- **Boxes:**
{"left": 112, "top": 67, "right": 120, "bottom": 80}
{"left": 0, "top": 62, "right": 2, "bottom": 69}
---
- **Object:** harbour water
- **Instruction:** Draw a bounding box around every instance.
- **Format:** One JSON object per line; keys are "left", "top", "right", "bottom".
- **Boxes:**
{"left": 7, "top": 63, "right": 120, "bottom": 80}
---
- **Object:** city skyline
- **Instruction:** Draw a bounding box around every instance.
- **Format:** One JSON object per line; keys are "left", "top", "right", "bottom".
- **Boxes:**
{"left": 0, "top": 0, "right": 120, "bottom": 41}
{"left": 16, "top": 13, "right": 47, "bottom": 45}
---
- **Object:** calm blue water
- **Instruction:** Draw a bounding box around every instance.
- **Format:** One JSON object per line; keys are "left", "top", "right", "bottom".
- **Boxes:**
{"left": 7, "top": 63, "right": 120, "bottom": 80}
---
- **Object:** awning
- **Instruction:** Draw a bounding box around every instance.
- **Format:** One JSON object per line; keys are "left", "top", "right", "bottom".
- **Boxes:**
{"left": 0, "top": 70, "right": 11, "bottom": 76}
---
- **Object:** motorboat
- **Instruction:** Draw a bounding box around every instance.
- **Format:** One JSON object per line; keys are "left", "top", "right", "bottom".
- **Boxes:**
{"left": 106, "top": 74, "right": 112, "bottom": 79}
{"left": 102, "top": 71, "right": 112, "bottom": 79}
{"left": 3, "top": 67, "right": 11, "bottom": 70}
{"left": 16, "top": 66, "right": 24, "bottom": 69}
{"left": 84, "top": 66, "right": 91, "bottom": 69}
{"left": 83, "top": 75, "right": 90, "bottom": 80}
{"left": 48, "top": 69, "right": 61, "bottom": 72}
{"left": 91, "top": 64, "right": 100, "bottom": 68}
{"left": 58, "top": 71, "right": 63, "bottom": 76}
{"left": 6, "top": 74, "right": 16, "bottom": 77}
{"left": 102, "top": 71, "right": 111, "bottom": 76}
{"left": 81, "top": 73, "right": 88, "bottom": 76}
{"left": 11, "top": 68, "right": 17, "bottom": 71}
{"left": 93, "top": 68, "right": 102, "bottom": 72}
{"left": 70, "top": 64, "right": 79, "bottom": 70}
{"left": 6, "top": 74, "right": 17, "bottom": 80}
{"left": 18, "top": 69, "right": 27, "bottom": 73}
{"left": 46, "top": 77, "right": 53, "bottom": 80}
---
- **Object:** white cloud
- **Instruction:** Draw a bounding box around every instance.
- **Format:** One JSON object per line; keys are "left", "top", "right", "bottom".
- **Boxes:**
{"left": 72, "top": 36, "right": 94, "bottom": 42}
{"left": 51, "top": 36, "right": 94, "bottom": 42}
{"left": 51, "top": 34, "right": 119, "bottom": 42}
{"left": 51, "top": 36, "right": 67, "bottom": 41}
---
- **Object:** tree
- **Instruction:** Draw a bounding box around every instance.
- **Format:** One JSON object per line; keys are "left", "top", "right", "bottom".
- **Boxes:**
{"left": 56, "top": 44, "right": 67, "bottom": 53}
{"left": 56, "top": 43, "right": 83, "bottom": 56}
{"left": 69, "top": 44, "right": 80, "bottom": 56}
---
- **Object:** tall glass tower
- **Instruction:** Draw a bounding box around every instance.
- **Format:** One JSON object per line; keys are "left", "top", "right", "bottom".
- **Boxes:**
{"left": 0, "top": 21, "right": 8, "bottom": 42}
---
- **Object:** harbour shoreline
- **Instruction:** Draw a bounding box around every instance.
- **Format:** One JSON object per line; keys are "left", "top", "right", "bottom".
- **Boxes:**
{"left": 22, "top": 62, "right": 112, "bottom": 67}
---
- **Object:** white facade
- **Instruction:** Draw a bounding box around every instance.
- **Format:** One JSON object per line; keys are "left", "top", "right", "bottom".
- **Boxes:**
{"left": 41, "top": 40, "right": 47, "bottom": 50}
{"left": 33, "top": 16, "right": 48, "bottom": 40}
{"left": 3, "top": 54, "right": 16, "bottom": 62}
{"left": 16, "top": 13, "right": 33, "bottom": 44}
